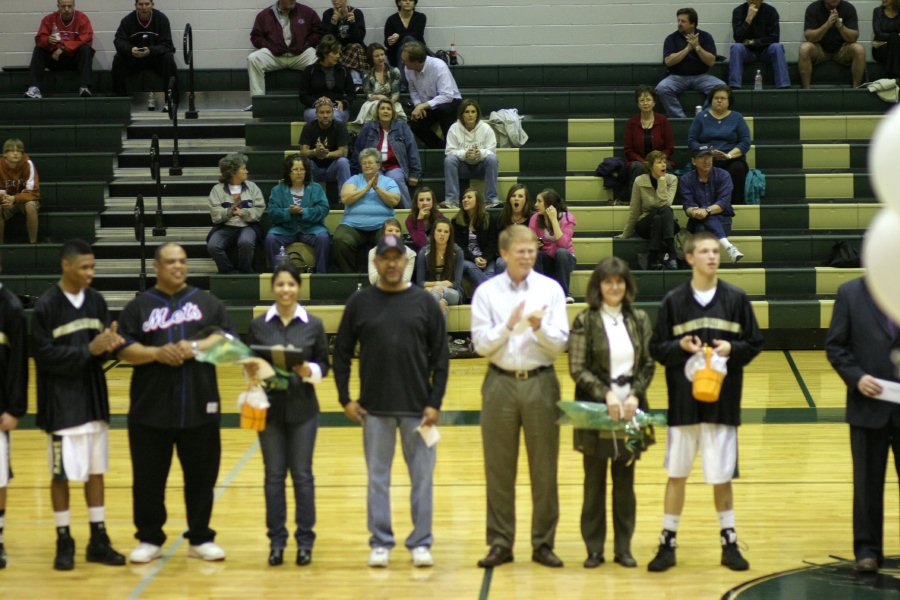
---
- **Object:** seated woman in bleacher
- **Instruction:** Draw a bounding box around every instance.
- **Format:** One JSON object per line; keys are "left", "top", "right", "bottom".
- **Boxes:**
{"left": 529, "top": 188, "right": 577, "bottom": 303}
{"left": 415, "top": 217, "right": 464, "bottom": 321}
{"left": 624, "top": 85, "right": 675, "bottom": 197}
{"left": 353, "top": 43, "right": 405, "bottom": 126}
{"left": 299, "top": 35, "right": 356, "bottom": 124}
{"left": 206, "top": 152, "right": 265, "bottom": 274}
{"left": 265, "top": 153, "right": 331, "bottom": 273}
{"left": 451, "top": 188, "right": 498, "bottom": 290}
{"left": 322, "top": 0, "right": 369, "bottom": 86}
{"left": 620, "top": 150, "right": 679, "bottom": 270}
{"left": 493, "top": 183, "right": 534, "bottom": 273}
{"left": 384, "top": 0, "right": 427, "bottom": 79}
{"left": 367, "top": 218, "right": 416, "bottom": 285}
{"left": 405, "top": 186, "right": 444, "bottom": 251}
{"left": 443, "top": 99, "right": 500, "bottom": 209}
{"left": 687, "top": 84, "right": 751, "bottom": 205}
{"left": 872, "top": 0, "right": 900, "bottom": 80}
{"left": 353, "top": 99, "right": 421, "bottom": 209}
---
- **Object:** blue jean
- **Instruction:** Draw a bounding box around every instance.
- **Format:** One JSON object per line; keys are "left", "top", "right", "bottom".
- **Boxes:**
{"left": 364, "top": 415, "right": 436, "bottom": 549}
{"left": 463, "top": 258, "right": 496, "bottom": 291}
{"left": 207, "top": 225, "right": 258, "bottom": 273}
{"left": 687, "top": 214, "right": 731, "bottom": 239}
{"left": 382, "top": 167, "right": 411, "bottom": 209}
{"left": 311, "top": 157, "right": 351, "bottom": 193}
{"left": 535, "top": 249, "right": 576, "bottom": 296}
{"left": 258, "top": 416, "right": 318, "bottom": 550}
{"left": 443, "top": 154, "right": 499, "bottom": 205}
{"left": 265, "top": 231, "right": 331, "bottom": 273}
{"left": 303, "top": 107, "right": 350, "bottom": 123}
{"left": 655, "top": 73, "right": 725, "bottom": 118}
{"left": 728, "top": 43, "right": 791, "bottom": 88}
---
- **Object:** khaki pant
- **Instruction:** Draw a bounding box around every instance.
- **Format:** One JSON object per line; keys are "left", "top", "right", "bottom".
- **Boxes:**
{"left": 247, "top": 47, "right": 316, "bottom": 97}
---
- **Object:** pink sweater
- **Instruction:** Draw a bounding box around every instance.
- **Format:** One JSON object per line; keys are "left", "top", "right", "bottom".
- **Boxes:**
{"left": 528, "top": 211, "right": 576, "bottom": 258}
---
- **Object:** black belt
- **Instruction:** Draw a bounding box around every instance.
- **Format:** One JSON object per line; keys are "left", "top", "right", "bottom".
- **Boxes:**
{"left": 490, "top": 363, "right": 552, "bottom": 380}
{"left": 610, "top": 374, "right": 634, "bottom": 386}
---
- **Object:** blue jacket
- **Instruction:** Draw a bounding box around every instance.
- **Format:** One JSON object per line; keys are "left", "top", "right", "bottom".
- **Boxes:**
{"left": 353, "top": 119, "right": 422, "bottom": 180}
{"left": 266, "top": 181, "right": 330, "bottom": 236}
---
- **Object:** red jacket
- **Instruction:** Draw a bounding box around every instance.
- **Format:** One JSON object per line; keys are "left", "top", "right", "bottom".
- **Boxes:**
{"left": 35, "top": 11, "right": 94, "bottom": 55}
{"left": 0, "top": 153, "right": 41, "bottom": 204}
{"left": 251, "top": 3, "right": 322, "bottom": 56}
{"left": 624, "top": 113, "right": 675, "bottom": 167}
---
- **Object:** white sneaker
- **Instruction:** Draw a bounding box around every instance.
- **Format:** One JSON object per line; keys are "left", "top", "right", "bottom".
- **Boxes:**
{"left": 129, "top": 542, "right": 162, "bottom": 564}
{"left": 411, "top": 546, "right": 433, "bottom": 567}
{"left": 242, "top": 104, "right": 254, "bottom": 112}
{"left": 565, "top": 296, "right": 575, "bottom": 304}
{"left": 368, "top": 546, "right": 390, "bottom": 567}
{"left": 486, "top": 199, "right": 503, "bottom": 209}
{"left": 25, "top": 86, "right": 42, "bottom": 99}
{"left": 727, "top": 245, "right": 744, "bottom": 263}
{"left": 438, "top": 200, "right": 458, "bottom": 210}
{"left": 187, "top": 542, "right": 226, "bottom": 561}
{"left": 147, "top": 93, "right": 156, "bottom": 111}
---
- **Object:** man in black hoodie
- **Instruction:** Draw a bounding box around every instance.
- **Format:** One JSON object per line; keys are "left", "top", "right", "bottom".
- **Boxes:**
{"left": 111, "top": 0, "right": 177, "bottom": 109}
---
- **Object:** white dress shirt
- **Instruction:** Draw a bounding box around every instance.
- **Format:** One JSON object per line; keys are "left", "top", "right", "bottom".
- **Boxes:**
{"left": 407, "top": 56, "right": 462, "bottom": 109}
{"left": 470, "top": 269, "right": 569, "bottom": 371}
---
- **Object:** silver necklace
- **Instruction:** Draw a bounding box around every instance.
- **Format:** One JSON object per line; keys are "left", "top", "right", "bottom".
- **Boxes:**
{"left": 601, "top": 309, "right": 621, "bottom": 326}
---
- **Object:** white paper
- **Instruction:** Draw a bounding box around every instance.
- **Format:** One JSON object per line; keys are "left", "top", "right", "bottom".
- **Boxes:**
{"left": 417, "top": 425, "right": 441, "bottom": 447}
{"left": 874, "top": 378, "right": 900, "bottom": 404}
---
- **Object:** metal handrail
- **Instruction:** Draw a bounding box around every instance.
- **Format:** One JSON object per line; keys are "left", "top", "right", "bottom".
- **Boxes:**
{"left": 183, "top": 23, "right": 198, "bottom": 119}
{"left": 150, "top": 135, "right": 166, "bottom": 237}
{"left": 166, "top": 76, "right": 183, "bottom": 176}
{"left": 134, "top": 193, "right": 147, "bottom": 293}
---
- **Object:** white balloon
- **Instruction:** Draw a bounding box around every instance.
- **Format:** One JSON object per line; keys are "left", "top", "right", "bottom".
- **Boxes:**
{"left": 863, "top": 208, "right": 900, "bottom": 323}
{"left": 869, "top": 104, "right": 900, "bottom": 216}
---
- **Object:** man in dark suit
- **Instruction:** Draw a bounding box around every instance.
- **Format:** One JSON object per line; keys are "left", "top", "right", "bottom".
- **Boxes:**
{"left": 825, "top": 277, "right": 900, "bottom": 574}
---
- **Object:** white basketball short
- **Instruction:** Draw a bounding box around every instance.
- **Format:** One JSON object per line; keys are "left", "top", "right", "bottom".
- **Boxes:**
{"left": 0, "top": 432, "right": 9, "bottom": 487}
{"left": 47, "top": 422, "right": 109, "bottom": 483}
{"left": 664, "top": 423, "right": 737, "bottom": 484}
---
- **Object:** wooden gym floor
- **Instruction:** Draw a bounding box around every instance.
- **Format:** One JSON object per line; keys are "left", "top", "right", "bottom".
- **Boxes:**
{"left": 0, "top": 350, "right": 895, "bottom": 599}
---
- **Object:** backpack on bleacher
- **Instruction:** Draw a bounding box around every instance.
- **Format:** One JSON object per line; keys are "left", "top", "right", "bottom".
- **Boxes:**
{"left": 744, "top": 169, "right": 765, "bottom": 205}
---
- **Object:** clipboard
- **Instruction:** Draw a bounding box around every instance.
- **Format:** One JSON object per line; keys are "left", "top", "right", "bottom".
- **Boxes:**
{"left": 250, "top": 345, "right": 306, "bottom": 371}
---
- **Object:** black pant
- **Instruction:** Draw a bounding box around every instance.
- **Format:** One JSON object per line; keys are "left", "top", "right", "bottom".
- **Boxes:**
{"left": 874, "top": 40, "right": 900, "bottom": 79}
{"left": 850, "top": 422, "right": 900, "bottom": 564}
{"left": 409, "top": 98, "right": 461, "bottom": 149}
{"left": 128, "top": 421, "right": 221, "bottom": 546}
{"left": 29, "top": 45, "right": 93, "bottom": 89}
{"left": 714, "top": 156, "right": 749, "bottom": 205}
{"left": 581, "top": 453, "right": 635, "bottom": 557}
{"left": 634, "top": 204, "right": 677, "bottom": 259}
{"left": 111, "top": 51, "right": 177, "bottom": 96}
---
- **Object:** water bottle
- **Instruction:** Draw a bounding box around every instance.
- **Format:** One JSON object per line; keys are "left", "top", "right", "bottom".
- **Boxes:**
{"left": 449, "top": 43, "right": 458, "bottom": 66}
{"left": 695, "top": 105, "right": 703, "bottom": 116}
{"left": 51, "top": 22, "right": 59, "bottom": 42}
{"left": 276, "top": 245, "right": 288, "bottom": 267}
{"left": 754, "top": 69, "right": 763, "bottom": 91}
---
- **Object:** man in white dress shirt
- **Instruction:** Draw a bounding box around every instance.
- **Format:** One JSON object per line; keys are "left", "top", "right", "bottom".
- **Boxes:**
{"left": 470, "top": 224, "right": 570, "bottom": 569}
{"left": 401, "top": 41, "right": 461, "bottom": 149}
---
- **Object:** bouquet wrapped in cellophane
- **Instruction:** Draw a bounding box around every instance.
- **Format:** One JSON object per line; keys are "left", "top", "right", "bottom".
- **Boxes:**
{"left": 193, "top": 331, "right": 290, "bottom": 391}
{"left": 557, "top": 400, "right": 667, "bottom": 464}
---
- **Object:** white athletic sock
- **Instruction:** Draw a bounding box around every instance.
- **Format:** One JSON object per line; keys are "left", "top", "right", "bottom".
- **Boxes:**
{"left": 718, "top": 509, "right": 736, "bottom": 530}
{"left": 719, "top": 238, "right": 734, "bottom": 250}
{"left": 88, "top": 506, "right": 105, "bottom": 524}
{"left": 54, "top": 510, "right": 71, "bottom": 528}
{"left": 662, "top": 514, "right": 681, "bottom": 532}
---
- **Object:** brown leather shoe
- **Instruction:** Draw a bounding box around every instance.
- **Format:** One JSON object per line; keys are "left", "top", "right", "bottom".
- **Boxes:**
{"left": 477, "top": 545, "right": 513, "bottom": 568}
{"left": 856, "top": 557, "right": 878, "bottom": 573}
{"left": 532, "top": 545, "right": 564, "bottom": 568}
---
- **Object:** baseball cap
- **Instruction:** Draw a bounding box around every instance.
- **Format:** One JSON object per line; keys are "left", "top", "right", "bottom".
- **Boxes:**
{"left": 693, "top": 145, "right": 715, "bottom": 158}
{"left": 375, "top": 234, "right": 406, "bottom": 257}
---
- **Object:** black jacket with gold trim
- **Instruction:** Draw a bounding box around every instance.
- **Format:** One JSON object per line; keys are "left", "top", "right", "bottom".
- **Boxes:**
{"left": 0, "top": 287, "right": 27, "bottom": 418}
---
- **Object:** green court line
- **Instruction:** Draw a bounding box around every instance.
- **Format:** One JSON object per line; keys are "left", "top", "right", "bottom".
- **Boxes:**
{"left": 478, "top": 565, "right": 493, "bottom": 600}
{"left": 783, "top": 350, "right": 816, "bottom": 408}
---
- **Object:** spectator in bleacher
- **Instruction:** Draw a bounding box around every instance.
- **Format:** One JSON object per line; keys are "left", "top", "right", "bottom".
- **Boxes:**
{"left": 322, "top": 0, "right": 368, "bottom": 86}
{"left": 624, "top": 86, "right": 675, "bottom": 197}
{"left": 680, "top": 146, "right": 745, "bottom": 263}
{"left": 415, "top": 217, "right": 464, "bottom": 323}
{"left": 443, "top": 99, "right": 500, "bottom": 210}
{"left": 568, "top": 256, "right": 655, "bottom": 570}
{"left": 334, "top": 147, "right": 401, "bottom": 272}
{"left": 368, "top": 218, "right": 416, "bottom": 285}
{"left": 299, "top": 100, "right": 352, "bottom": 196}
{"left": 402, "top": 41, "right": 462, "bottom": 149}
{"left": 112, "top": 0, "right": 177, "bottom": 111}
{"left": 248, "top": 0, "right": 322, "bottom": 109}
{"left": 25, "top": 0, "right": 95, "bottom": 99}
{"left": 353, "top": 43, "right": 405, "bottom": 125}
{"left": 529, "top": 188, "right": 577, "bottom": 303}
{"left": 384, "top": 0, "right": 427, "bottom": 78}
{"left": 206, "top": 153, "right": 265, "bottom": 274}
{"left": 265, "top": 153, "right": 331, "bottom": 273}
{"left": 406, "top": 187, "right": 444, "bottom": 251}
{"left": 729, "top": 0, "right": 791, "bottom": 89}
{"left": 0, "top": 139, "right": 41, "bottom": 245}
{"left": 452, "top": 188, "right": 498, "bottom": 291}
{"left": 494, "top": 184, "right": 534, "bottom": 274}
{"left": 656, "top": 8, "right": 725, "bottom": 118}
{"left": 872, "top": 0, "right": 900, "bottom": 79}
{"left": 688, "top": 85, "right": 751, "bottom": 205}
{"left": 620, "top": 150, "right": 679, "bottom": 270}
{"left": 799, "top": 0, "right": 865, "bottom": 88}
{"left": 299, "top": 35, "right": 356, "bottom": 123}
{"left": 354, "top": 99, "right": 421, "bottom": 209}
{"left": 245, "top": 263, "right": 329, "bottom": 567}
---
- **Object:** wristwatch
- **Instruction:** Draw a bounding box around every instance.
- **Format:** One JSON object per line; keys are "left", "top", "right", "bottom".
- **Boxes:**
{"left": 191, "top": 341, "right": 200, "bottom": 355}
{"left": 705, "top": 207, "right": 712, "bottom": 216}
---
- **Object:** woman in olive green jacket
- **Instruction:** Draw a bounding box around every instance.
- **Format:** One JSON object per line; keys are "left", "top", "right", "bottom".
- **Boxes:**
{"left": 568, "top": 256, "right": 655, "bottom": 569}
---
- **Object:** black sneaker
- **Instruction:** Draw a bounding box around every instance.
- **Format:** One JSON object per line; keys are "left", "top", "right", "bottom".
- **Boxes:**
{"left": 720, "top": 529, "right": 749, "bottom": 571}
{"left": 54, "top": 536, "right": 75, "bottom": 571}
{"left": 647, "top": 532, "right": 676, "bottom": 572}
{"left": 86, "top": 532, "right": 126, "bottom": 566}
{"left": 0, "top": 542, "right": 6, "bottom": 568}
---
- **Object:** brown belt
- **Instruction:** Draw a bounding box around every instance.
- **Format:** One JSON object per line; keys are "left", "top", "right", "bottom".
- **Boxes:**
{"left": 489, "top": 363, "right": 552, "bottom": 381}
